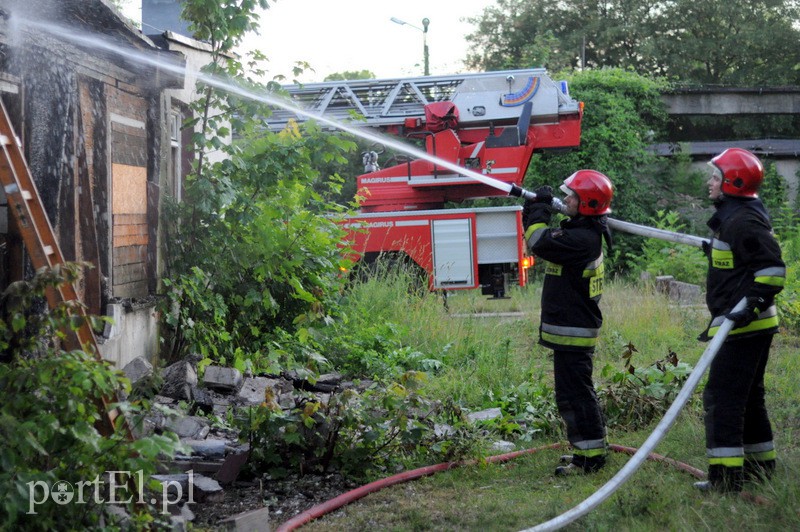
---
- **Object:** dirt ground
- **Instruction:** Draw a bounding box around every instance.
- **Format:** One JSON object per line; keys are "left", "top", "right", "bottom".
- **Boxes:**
{"left": 190, "top": 472, "right": 359, "bottom": 529}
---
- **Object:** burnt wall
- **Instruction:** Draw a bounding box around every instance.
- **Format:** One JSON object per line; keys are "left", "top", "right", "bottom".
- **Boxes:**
{"left": 23, "top": 55, "right": 77, "bottom": 265}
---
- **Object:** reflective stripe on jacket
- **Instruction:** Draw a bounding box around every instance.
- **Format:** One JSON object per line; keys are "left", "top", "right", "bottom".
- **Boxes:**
{"left": 527, "top": 215, "right": 605, "bottom": 352}
{"left": 702, "top": 197, "right": 785, "bottom": 341}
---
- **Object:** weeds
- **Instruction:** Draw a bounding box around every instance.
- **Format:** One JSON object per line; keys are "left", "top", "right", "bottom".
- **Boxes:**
{"left": 240, "top": 371, "right": 482, "bottom": 481}
{"left": 599, "top": 342, "right": 695, "bottom": 429}
{"left": 0, "top": 265, "right": 183, "bottom": 529}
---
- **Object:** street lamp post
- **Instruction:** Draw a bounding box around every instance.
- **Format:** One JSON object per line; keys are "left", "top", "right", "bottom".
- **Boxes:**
{"left": 390, "top": 16, "right": 430, "bottom": 76}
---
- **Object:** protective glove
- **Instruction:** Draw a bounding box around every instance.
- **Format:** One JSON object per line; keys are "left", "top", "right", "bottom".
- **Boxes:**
{"left": 725, "top": 296, "right": 765, "bottom": 328}
{"left": 533, "top": 185, "right": 554, "bottom": 205}
{"left": 701, "top": 240, "right": 711, "bottom": 257}
{"left": 725, "top": 307, "right": 758, "bottom": 328}
{"left": 522, "top": 199, "right": 551, "bottom": 230}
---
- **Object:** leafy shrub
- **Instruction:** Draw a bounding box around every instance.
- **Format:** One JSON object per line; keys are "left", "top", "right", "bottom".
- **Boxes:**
{"left": 626, "top": 210, "right": 707, "bottom": 285}
{"left": 481, "top": 377, "right": 562, "bottom": 442}
{"left": 0, "top": 265, "right": 183, "bottom": 529}
{"left": 240, "top": 371, "right": 480, "bottom": 480}
{"left": 527, "top": 68, "right": 670, "bottom": 272}
{"left": 598, "top": 342, "right": 695, "bottom": 430}
{"left": 776, "top": 227, "right": 800, "bottom": 331}
{"left": 161, "top": 122, "right": 357, "bottom": 365}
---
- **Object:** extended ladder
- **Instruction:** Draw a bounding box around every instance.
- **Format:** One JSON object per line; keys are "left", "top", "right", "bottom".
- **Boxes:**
{"left": 266, "top": 68, "right": 580, "bottom": 131}
{"left": 0, "top": 98, "right": 129, "bottom": 438}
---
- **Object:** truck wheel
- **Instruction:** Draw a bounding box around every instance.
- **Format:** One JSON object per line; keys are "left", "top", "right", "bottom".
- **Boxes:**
{"left": 350, "top": 252, "right": 427, "bottom": 294}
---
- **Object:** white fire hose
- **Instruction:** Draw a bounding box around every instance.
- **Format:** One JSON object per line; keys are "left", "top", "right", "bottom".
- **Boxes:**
{"left": 514, "top": 190, "right": 743, "bottom": 531}
{"left": 520, "top": 299, "right": 743, "bottom": 531}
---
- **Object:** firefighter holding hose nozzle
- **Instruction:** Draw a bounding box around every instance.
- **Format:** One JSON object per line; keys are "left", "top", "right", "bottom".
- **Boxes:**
{"left": 523, "top": 170, "right": 614, "bottom": 475}
{"left": 694, "top": 148, "right": 786, "bottom": 493}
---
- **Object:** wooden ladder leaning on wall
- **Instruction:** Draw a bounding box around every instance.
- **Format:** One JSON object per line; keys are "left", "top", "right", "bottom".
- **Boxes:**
{"left": 0, "top": 98, "right": 132, "bottom": 440}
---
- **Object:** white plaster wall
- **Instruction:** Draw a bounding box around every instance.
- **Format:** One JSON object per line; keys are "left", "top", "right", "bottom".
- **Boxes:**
{"left": 774, "top": 160, "right": 799, "bottom": 206}
{"left": 98, "top": 303, "right": 159, "bottom": 368}
{"left": 163, "top": 32, "right": 231, "bottom": 165}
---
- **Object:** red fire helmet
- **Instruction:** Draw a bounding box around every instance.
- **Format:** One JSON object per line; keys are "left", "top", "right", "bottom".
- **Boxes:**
{"left": 560, "top": 170, "right": 614, "bottom": 215}
{"left": 710, "top": 148, "right": 764, "bottom": 198}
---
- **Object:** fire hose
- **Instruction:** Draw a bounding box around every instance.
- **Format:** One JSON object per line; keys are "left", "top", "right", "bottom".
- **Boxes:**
{"left": 275, "top": 182, "right": 742, "bottom": 530}
{"left": 491, "top": 180, "right": 754, "bottom": 530}
{"left": 275, "top": 442, "right": 705, "bottom": 532}
{"left": 519, "top": 296, "right": 746, "bottom": 531}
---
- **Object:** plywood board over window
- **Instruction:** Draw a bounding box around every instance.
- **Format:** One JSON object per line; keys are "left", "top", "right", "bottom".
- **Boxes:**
{"left": 111, "top": 111, "right": 149, "bottom": 299}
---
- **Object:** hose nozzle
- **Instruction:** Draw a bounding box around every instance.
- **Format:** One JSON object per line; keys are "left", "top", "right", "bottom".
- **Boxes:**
{"left": 510, "top": 183, "right": 566, "bottom": 213}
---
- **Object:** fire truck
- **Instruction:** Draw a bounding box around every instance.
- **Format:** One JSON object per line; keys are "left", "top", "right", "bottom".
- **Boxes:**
{"left": 266, "top": 69, "right": 583, "bottom": 297}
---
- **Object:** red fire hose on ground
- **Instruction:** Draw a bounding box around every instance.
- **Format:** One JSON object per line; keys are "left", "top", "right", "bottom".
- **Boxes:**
{"left": 274, "top": 442, "right": 703, "bottom": 532}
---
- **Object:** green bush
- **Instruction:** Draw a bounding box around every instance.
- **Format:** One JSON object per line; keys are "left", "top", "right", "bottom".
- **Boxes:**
{"left": 776, "top": 228, "right": 800, "bottom": 331}
{"left": 240, "top": 371, "right": 480, "bottom": 480}
{"left": 598, "top": 342, "right": 695, "bottom": 430}
{"left": 0, "top": 265, "right": 183, "bottom": 529}
{"left": 481, "top": 377, "right": 562, "bottom": 442}
{"left": 626, "top": 210, "right": 707, "bottom": 285}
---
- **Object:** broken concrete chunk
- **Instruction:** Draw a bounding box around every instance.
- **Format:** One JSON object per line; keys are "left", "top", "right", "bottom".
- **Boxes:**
{"left": 491, "top": 440, "right": 516, "bottom": 453}
{"left": 655, "top": 275, "right": 703, "bottom": 304}
{"left": 192, "top": 474, "right": 224, "bottom": 503}
{"left": 151, "top": 473, "right": 191, "bottom": 497}
{"left": 122, "top": 356, "right": 154, "bottom": 385}
{"left": 181, "top": 438, "right": 228, "bottom": 459}
{"left": 316, "top": 372, "right": 344, "bottom": 385}
{"left": 189, "top": 385, "right": 215, "bottom": 414}
{"left": 160, "top": 361, "right": 198, "bottom": 400}
{"left": 237, "top": 377, "right": 283, "bottom": 405}
{"left": 204, "top": 366, "right": 243, "bottom": 392}
{"left": 467, "top": 407, "right": 502, "bottom": 423}
{"left": 434, "top": 423, "right": 455, "bottom": 438}
{"left": 164, "top": 416, "right": 210, "bottom": 440}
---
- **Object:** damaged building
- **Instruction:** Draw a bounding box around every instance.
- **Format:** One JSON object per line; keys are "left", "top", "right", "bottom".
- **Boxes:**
{"left": 0, "top": 0, "right": 219, "bottom": 367}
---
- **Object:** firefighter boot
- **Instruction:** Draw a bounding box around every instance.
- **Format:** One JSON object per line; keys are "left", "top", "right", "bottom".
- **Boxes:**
{"left": 555, "top": 453, "right": 605, "bottom": 476}
{"left": 693, "top": 464, "right": 744, "bottom": 493}
{"left": 744, "top": 459, "right": 775, "bottom": 483}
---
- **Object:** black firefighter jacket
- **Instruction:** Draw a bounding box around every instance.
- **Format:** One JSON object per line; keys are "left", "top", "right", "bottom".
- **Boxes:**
{"left": 524, "top": 206, "right": 607, "bottom": 352}
{"left": 701, "top": 196, "right": 785, "bottom": 340}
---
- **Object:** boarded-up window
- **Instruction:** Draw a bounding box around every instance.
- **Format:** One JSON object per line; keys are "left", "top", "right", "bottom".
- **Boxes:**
{"left": 110, "top": 110, "right": 148, "bottom": 299}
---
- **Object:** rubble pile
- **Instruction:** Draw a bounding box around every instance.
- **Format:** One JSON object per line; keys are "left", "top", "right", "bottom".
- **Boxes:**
{"left": 118, "top": 356, "right": 356, "bottom": 530}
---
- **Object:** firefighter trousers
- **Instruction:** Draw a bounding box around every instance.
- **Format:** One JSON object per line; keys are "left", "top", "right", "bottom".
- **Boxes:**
{"left": 553, "top": 350, "right": 607, "bottom": 469}
{"left": 703, "top": 334, "right": 775, "bottom": 465}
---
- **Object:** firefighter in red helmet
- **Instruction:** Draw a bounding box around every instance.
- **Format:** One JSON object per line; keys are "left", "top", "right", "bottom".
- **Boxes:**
{"left": 695, "top": 148, "right": 785, "bottom": 492}
{"left": 523, "top": 170, "right": 614, "bottom": 475}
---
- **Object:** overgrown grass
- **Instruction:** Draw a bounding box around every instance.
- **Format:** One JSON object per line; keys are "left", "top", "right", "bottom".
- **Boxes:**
{"left": 300, "top": 268, "right": 800, "bottom": 530}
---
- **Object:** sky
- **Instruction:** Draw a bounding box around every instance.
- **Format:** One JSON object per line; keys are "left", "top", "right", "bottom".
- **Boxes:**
{"left": 119, "top": 0, "right": 495, "bottom": 82}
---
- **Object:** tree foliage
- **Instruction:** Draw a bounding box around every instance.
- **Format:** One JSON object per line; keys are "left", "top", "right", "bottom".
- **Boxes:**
{"left": 324, "top": 70, "right": 377, "bottom": 81}
{"left": 465, "top": 0, "right": 800, "bottom": 86}
{"left": 0, "top": 265, "right": 182, "bottom": 529}
{"left": 527, "top": 68, "right": 670, "bottom": 268}
{"left": 161, "top": 0, "right": 358, "bottom": 367}
{"left": 527, "top": 69, "right": 667, "bottom": 220}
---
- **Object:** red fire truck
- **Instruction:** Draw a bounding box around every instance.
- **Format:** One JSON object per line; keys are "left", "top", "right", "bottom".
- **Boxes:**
{"left": 267, "top": 69, "right": 583, "bottom": 297}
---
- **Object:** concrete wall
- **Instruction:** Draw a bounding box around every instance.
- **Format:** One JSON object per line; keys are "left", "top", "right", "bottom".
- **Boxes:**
{"left": 775, "top": 160, "right": 800, "bottom": 206}
{"left": 99, "top": 303, "right": 159, "bottom": 368}
{"left": 663, "top": 88, "right": 800, "bottom": 116}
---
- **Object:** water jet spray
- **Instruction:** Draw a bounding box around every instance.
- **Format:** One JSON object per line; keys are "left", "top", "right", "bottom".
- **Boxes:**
{"left": 11, "top": 14, "right": 709, "bottom": 252}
